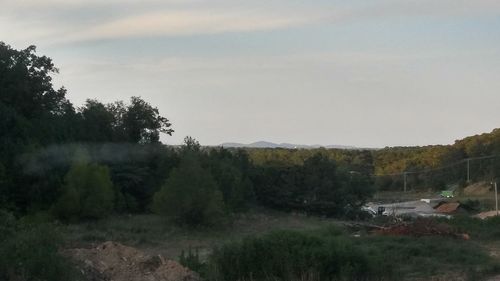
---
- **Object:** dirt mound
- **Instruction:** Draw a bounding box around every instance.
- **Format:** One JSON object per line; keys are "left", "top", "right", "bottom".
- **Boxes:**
{"left": 463, "top": 182, "right": 491, "bottom": 196}
{"left": 435, "top": 202, "right": 461, "bottom": 214}
{"left": 475, "top": 210, "right": 500, "bottom": 220}
{"left": 66, "top": 241, "right": 200, "bottom": 281}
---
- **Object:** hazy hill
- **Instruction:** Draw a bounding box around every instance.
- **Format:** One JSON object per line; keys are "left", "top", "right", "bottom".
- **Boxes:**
{"left": 221, "top": 141, "right": 358, "bottom": 149}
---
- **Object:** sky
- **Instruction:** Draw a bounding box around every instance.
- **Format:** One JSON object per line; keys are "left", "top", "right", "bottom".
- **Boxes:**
{"left": 1, "top": 0, "right": 500, "bottom": 147}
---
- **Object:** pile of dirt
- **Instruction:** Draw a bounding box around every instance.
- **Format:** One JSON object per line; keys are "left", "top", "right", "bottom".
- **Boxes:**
{"left": 435, "top": 202, "right": 461, "bottom": 214}
{"left": 463, "top": 182, "right": 491, "bottom": 196}
{"left": 66, "top": 241, "right": 200, "bottom": 281}
{"left": 374, "top": 218, "right": 469, "bottom": 240}
{"left": 475, "top": 210, "right": 500, "bottom": 220}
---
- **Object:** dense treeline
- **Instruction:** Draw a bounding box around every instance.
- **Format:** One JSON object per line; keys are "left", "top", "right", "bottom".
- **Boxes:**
{"left": 252, "top": 154, "right": 373, "bottom": 218}
{"left": 0, "top": 42, "right": 255, "bottom": 222}
{"left": 0, "top": 42, "right": 373, "bottom": 226}
{"left": 245, "top": 130, "right": 500, "bottom": 191}
{"left": 0, "top": 41, "right": 175, "bottom": 214}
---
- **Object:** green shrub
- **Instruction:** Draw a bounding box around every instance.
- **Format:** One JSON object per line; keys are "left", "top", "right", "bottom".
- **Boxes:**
{"left": 0, "top": 211, "right": 77, "bottom": 281}
{"left": 460, "top": 199, "right": 481, "bottom": 212}
{"left": 179, "top": 247, "right": 207, "bottom": 276}
{"left": 447, "top": 215, "right": 500, "bottom": 240}
{"left": 208, "top": 230, "right": 390, "bottom": 281}
{"left": 208, "top": 223, "right": 499, "bottom": 281}
{"left": 153, "top": 153, "right": 225, "bottom": 227}
{"left": 357, "top": 235, "right": 499, "bottom": 279}
{"left": 53, "top": 159, "right": 115, "bottom": 221}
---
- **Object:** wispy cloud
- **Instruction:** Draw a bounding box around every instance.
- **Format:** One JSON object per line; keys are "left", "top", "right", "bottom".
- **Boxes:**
{"left": 1, "top": 3, "right": 327, "bottom": 46}
{"left": 2, "top": 0, "right": 500, "bottom": 47}
{"left": 62, "top": 9, "right": 318, "bottom": 43}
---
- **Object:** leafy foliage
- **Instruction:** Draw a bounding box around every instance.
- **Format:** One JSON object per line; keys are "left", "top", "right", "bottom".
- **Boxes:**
{"left": 246, "top": 128, "right": 500, "bottom": 192}
{"left": 252, "top": 153, "right": 374, "bottom": 217}
{"left": 0, "top": 42, "right": 175, "bottom": 214}
{"left": 209, "top": 229, "right": 390, "bottom": 281}
{"left": 208, "top": 225, "right": 500, "bottom": 281}
{"left": 179, "top": 247, "right": 206, "bottom": 276}
{"left": 153, "top": 152, "right": 225, "bottom": 227}
{"left": 0, "top": 211, "right": 76, "bottom": 281}
{"left": 52, "top": 153, "right": 115, "bottom": 221}
{"left": 207, "top": 148, "right": 255, "bottom": 212}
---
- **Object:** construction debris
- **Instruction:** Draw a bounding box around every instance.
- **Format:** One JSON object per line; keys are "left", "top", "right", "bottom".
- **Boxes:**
{"left": 65, "top": 241, "right": 200, "bottom": 281}
{"left": 434, "top": 202, "right": 461, "bottom": 214}
{"left": 364, "top": 200, "right": 438, "bottom": 217}
{"left": 374, "top": 218, "right": 470, "bottom": 240}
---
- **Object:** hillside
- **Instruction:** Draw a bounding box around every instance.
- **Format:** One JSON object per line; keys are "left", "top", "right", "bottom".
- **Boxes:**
{"left": 243, "top": 128, "right": 500, "bottom": 191}
{"left": 221, "top": 141, "right": 358, "bottom": 149}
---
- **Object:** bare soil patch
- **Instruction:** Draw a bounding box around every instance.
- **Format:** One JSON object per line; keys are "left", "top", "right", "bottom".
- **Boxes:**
{"left": 66, "top": 241, "right": 200, "bottom": 281}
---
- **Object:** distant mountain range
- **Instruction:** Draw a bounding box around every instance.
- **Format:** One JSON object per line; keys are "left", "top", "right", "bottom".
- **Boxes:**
{"left": 220, "top": 141, "right": 359, "bottom": 150}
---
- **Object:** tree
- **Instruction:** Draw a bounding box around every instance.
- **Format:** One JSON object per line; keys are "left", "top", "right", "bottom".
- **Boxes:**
{"left": 53, "top": 151, "right": 115, "bottom": 221}
{"left": 79, "top": 99, "right": 115, "bottom": 142}
{"left": 0, "top": 42, "right": 178, "bottom": 215}
{"left": 251, "top": 153, "right": 374, "bottom": 217}
{"left": 0, "top": 43, "right": 69, "bottom": 119}
{"left": 152, "top": 153, "right": 225, "bottom": 227}
{"left": 182, "top": 136, "right": 201, "bottom": 153}
{"left": 122, "top": 96, "right": 173, "bottom": 143}
{"left": 207, "top": 148, "right": 255, "bottom": 212}
{"left": 0, "top": 43, "right": 75, "bottom": 211}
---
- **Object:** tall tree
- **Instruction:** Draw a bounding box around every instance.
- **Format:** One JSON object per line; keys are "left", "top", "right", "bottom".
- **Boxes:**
{"left": 122, "top": 96, "right": 173, "bottom": 143}
{"left": 0, "top": 43, "right": 69, "bottom": 119}
{"left": 80, "top": 99, "right": 115, "bottom": 142}
{"left": 153, "top": 149, "right": 225, "bottom": 226}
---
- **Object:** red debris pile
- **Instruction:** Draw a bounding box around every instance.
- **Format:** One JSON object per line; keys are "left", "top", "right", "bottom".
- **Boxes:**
{"left": 374, "top": 218, "right": 470, "bottom": 240}
{"left": 435, "top": 202, "right": 461, "bottom": 214}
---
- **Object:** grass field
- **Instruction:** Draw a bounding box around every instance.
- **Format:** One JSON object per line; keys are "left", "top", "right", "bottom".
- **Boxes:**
{"left": 60, "top": 207, "right": 500, "bottom": 280}
{"left": 62, "top": 207, "right": 337, "bottom": 260}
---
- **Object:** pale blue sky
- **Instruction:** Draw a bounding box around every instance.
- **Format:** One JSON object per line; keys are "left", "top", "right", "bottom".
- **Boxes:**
{"left": 1, "top": 0, "right": 500, "bottom": 147}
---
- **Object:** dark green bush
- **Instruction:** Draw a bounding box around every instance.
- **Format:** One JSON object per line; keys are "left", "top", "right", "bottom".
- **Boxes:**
{"left": 447, "top": 215, "right": 500, "bottom": 240}
{"left": 208, "top": 223, "right": 500, "bottom": 281}
{"left": 153, "top": 153, "right": 225, "bottom": 227}
{"left": 460, "top": 199, "right": 481, "bottom": 212}
{"left": 358, "top": 235, "right": 500, "bottom": 280}
{"left": 208, "top": 229, "right": 390, "bottom": 281}
{"left": 52, "top": 158, "right": 115, "bottom": 221}
{"left": 179, "top": 247, "right": 206, "bottom": 276}
{"left": 0, "top": 211, "right": 76, "bottom": 281}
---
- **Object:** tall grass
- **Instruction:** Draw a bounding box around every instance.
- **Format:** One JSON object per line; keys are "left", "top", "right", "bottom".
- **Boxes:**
{"left": 208, "top": 227, "right": 392, "bottom": 281}
{"left": 447, "top": 215, "right": 500, "bottom": 240}
{"left": 205, "top": 225, "right": 500, "bottom": 281}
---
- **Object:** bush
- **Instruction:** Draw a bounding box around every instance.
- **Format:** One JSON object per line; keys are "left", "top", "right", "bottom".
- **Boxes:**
{"left": 179, "top": 247, "right": 206, "bottom": 276}
{"left": 0, "top": 211, "right": 76, "bottom": 281}
{"left": 153, "top": 153, "right": 225, "bottom": 227}
{"left": 208, "top": 229, "right": 389, "bottom": 281}
{"left": 460, "top": 199, "right": 481, "bottom": 212}
{"left": 447, "top": 216, "right": 500, "bottom": 240}
{"left": 208, "top": 224, "right": 500, "bottom": 281}
{"left": 53, "top": 159, "right": 115, "bottom": 221}
{"left": 357, "top": 235, "right": 499, "bottom": 279}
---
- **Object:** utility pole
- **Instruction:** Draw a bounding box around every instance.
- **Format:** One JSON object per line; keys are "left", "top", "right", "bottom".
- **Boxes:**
{"left": 403, "top": 172, "right": 407, "bottom": 193}
{"left": 495, "top": 182, "right": 498, "bottom": 216}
